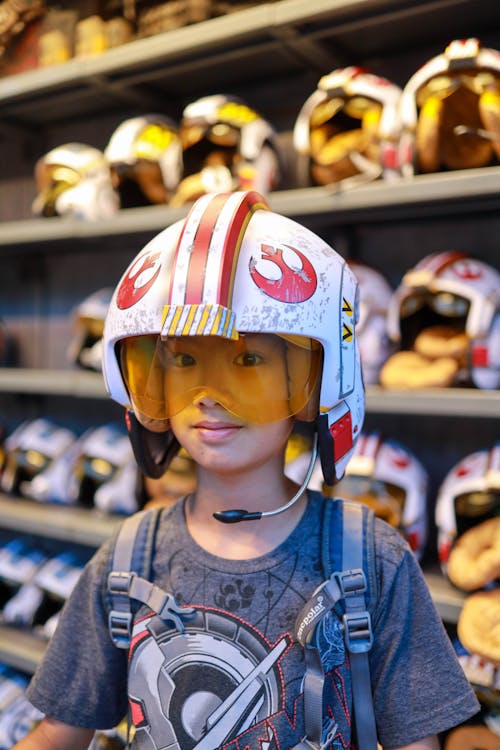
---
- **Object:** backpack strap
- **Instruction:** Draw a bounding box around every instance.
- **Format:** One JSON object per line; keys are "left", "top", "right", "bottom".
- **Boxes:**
{"left": 335, "top": 499, "right": 377, "bottom": 750}
{"left": 294, "top": 498, "right": 377, "bottom": 750}
{"left": 106, "top": 507, "right": 195, "bottom": 651}
{"left": 106, "top": 508, "right": 161, "bottom": 649}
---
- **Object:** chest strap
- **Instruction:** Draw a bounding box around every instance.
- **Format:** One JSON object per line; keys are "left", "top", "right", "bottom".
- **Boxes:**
{"left": 107, "top": 509, "right": 193, "bottom": 649}
{"left": 293, "top": 500, "right": 377, "bottom": 750}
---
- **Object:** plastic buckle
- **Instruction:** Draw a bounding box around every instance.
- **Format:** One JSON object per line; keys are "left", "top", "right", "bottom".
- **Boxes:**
{"left": 335, "top": 568, "right": 367, "bottom": 597}
{"left": 108, "top": 570, "right": 133, "bottom": 595}
{"left": 343, "top": 611, "right": 373, "bottom": 653}
{"left": 108, "top": 610, "right": 133, "bottom": 650}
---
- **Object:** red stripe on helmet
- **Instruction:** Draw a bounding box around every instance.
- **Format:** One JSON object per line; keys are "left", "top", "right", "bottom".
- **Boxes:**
{"left": 415, "top": 250, "right": 466, "bottom": 275}
{"left": 185, "top": 193, "right": 229, "bottom": 304}
{"left": 216, "top": 191, "right": 269, "bottom": 305}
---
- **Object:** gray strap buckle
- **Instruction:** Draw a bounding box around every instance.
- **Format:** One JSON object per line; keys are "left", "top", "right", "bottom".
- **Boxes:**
{"left": 343, "top": 611, "right": 373, "bottom": 653}
{"left": 334, "top": 568, "right": 367, "bottom": 597}
{"left": 108, "top": 571, "right": 135, "bottom": 649}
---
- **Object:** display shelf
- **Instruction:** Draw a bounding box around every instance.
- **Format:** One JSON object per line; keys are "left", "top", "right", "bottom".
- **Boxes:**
{"left": 0, "top": 368, "right": 108, "bottom": 398}
{"left": 0, "top": 368, "right": 498, "bottom": 418}
{"left": 0, "top": 624, "right": 47, "bottom": 674}
{"left": 0, "top": 495, "right": 122, "bottom": 548}
{"left": 2, "top": 167, "right": 500, "bottom": 249}
{"left": 365, "top": 386, "right": 500, "bottom": 419}
{"left": 422, "top": 572, "right": 467, "bottom": 625}
{"left": 1, "top": 0, "right": 497, "bottom": 126}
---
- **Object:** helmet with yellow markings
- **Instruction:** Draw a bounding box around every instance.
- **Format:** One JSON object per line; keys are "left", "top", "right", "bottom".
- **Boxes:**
{"left": 293, "top": 67, "right": 402, "bottom": 187}
{"left": 399, "top": 38, "right": 500, "bottom": 176}
{"left": 104, "top": 114, "right": 182, "bottom": 206}
{"left": 32, "top": 143, "right": 119, "bottom": 221}
{"left": 103, "top": 191, "right": 364, "bottom": 482}
{"left": 171, "top": 95, "right": 282, "bottom": 206}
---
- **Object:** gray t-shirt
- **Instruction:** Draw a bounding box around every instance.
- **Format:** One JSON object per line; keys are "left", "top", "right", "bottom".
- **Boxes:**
{"left": 27, "top": 492, "right": 478, "bottom": 748}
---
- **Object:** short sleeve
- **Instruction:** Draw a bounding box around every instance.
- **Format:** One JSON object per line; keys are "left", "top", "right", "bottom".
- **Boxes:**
{"left": 370, "top": 521, "right": 479, "bottom": 747}
{"left": 26, "top": 538, "right": 128, "bottom": 729}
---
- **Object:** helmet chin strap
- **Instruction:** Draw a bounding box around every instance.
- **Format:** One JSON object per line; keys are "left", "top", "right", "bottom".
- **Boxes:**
{"left": 213, "top": 432, "right": 319, "bottom": 523}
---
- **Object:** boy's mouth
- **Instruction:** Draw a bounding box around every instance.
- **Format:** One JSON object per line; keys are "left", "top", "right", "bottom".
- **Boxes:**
{"left": 193, "top": 420, "right": 243, "bottom": 441}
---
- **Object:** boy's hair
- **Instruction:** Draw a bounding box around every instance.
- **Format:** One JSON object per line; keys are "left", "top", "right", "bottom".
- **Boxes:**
{"left": 102, "top": 190, "right": 365, "bottom": 486}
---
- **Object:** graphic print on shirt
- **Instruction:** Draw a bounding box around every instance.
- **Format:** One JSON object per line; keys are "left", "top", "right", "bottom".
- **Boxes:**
{"left": 126, "top": 603, "right": 353, "bottom": 750}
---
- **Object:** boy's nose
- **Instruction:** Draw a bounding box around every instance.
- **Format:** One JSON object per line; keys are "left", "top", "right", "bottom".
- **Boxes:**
{"left": 192, "top": 390, "right": 221, "bottom": 409}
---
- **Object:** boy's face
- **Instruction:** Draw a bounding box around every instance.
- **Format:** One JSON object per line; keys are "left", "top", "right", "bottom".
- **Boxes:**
{"left": 120, "top": 332, "right": 321, "bottom": 426}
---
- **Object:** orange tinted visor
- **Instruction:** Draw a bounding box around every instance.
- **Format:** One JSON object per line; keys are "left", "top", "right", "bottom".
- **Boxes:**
{"left": 120, "top": 333, "right": 321, "bottom": 424}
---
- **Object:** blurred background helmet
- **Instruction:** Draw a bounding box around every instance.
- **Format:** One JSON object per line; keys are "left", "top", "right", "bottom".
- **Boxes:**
{"left": 399, "top": 38, "right": 500, "bottom": 176}
{"left": 0, "top": 419, "right": 75, "bottom": 497}
{"left": 67, "top": 287, "right": 113, "bottom": 371}
{"left": 32, "top": 142, "right": 119, "bottom": 220}
{"left": 329, "top": 431, "right": 429, "bottom": 559}
{"left": 293, "top": 67, "right": 402, "bottom": 188}
{"left": 25, "top": 422, "right": 136, "bottom": 512}
{"left": 435, "top": 443, "right": 500, "bottom": 579}
{"left": 105, "top": 114, "right": 182, "bottom": 207}
{"left": 0, "top": 539, "right": 46, "bottom": 623}
{"left": 171, "top": 94, "right": 282, "bottom": 206}
{"left": 65, "top": 424, "right": 134, "bottom": 508}
{"left": 348, "top": 261, "right": 394, "bottom": 385}
{"left": 383, "top": 251, "right": 500, "bottom": 389}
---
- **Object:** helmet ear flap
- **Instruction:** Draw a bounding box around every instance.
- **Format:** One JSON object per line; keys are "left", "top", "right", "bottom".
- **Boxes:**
{"left": 316, "top": 413, "right": 336, "bottom": 487}
{"left": 416, "top": 95, "right": 443, "bottom": 172}
{"left": 125, "top": 410, "right": 180, "bottom": 479}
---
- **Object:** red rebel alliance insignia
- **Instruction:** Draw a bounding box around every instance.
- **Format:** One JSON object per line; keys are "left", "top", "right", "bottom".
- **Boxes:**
{"left": 452, "top": 259, "right": 483, "bottom": 281}
{"left": 116, "top": 251, "right": 161, "bottom": 310}
{"left": 249, "top": 244, "right": 317, "bottom": 303}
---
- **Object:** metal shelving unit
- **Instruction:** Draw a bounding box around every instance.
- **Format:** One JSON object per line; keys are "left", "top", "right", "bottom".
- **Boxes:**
{"left": 0, "top": 495, "right": 122, "bottom": 547}
{"left": 0, "top": 0, "right": 497, "bottom": 681}
{"left": 2, "top": 0, "right": 498, "bottom": 127}
{"left": 0, "top": 625, "right": 47, "bottom": 675}
{"left": 1, "top": 168, "right": 500, "bottom": 250}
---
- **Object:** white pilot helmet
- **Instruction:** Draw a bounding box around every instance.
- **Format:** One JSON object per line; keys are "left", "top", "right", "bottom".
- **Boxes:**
{"left": 32, "top": 142, "right": 119, "bottom": 220}
{"left": 102, "top": 190, "right": 364, "bottom": 486}
{"left": 399, "top": 38, "right": 500, "bottom": 176}
{"left": 348, "top": 261, "right": 394, "bottom": 385}
{"left": 386, "top": 251, "right": 500, "bottom": 389}
{"left": 171, "top": 95, "right": 282, "bottom": 206}
{"left": 333, "top": 431, "right": 429, "bottom": 559}
{"left": 104, "top": 114, "right": 182, "bottom": 206}
{"left": 293, "top": 66, "right": 402, "bottom": 187}
{"left": 435, "top": 443, "right": 500, "bottom": 577}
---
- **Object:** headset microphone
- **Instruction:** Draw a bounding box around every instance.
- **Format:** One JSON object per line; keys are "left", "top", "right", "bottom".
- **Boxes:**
{"left": 213, "top": 433, "right": 319, "bottom": 523}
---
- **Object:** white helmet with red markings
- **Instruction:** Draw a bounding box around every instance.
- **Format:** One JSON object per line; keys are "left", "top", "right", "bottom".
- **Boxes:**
{"left": 435, "top": 444, "right": 500, "bottom": 576}
{"left": 293, "top": 66, "right": 402, "bottom": 187}
{"left": 102, "top": 190, "right": 364, "bottom": 484}
{"left": 348, "top": 261, "right": 394, "bottom": 384}
{"left": 387, "top": 251, "right": 500, "bottom": 389}
{"left": 333, "top": 431, "right": 429, "bottom": 559}
{"left": 399, "top": 38, "right": 500, "bottom": 176}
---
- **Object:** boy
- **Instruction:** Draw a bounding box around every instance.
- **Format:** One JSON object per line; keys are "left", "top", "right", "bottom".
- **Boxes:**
{"left": 16, "top": 191, "right": 478, "bottom": 749}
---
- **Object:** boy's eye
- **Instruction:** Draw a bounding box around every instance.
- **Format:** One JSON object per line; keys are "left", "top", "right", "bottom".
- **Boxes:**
{"left": 234, "top": 352, "right": 264, "bottom": 367}
{"left": 172, "top": 352, "right": 196, "bottom": 367}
